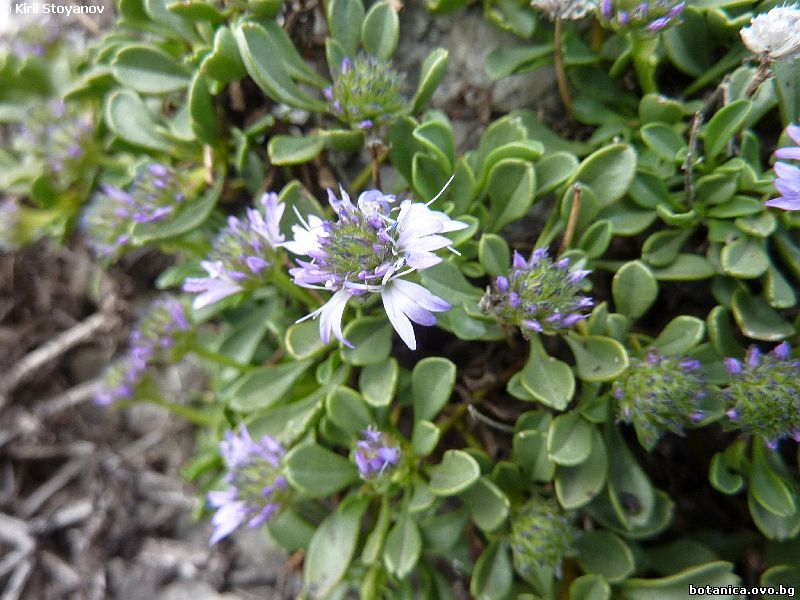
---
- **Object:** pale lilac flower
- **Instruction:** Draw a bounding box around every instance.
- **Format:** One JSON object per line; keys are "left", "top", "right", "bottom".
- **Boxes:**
{"left": 285, "top": 186, "right": 466, "bottom": 350}
{"left": 354, "top": 426, "right": 401, "bottom": 479}
{"left": 740, "top": 5, "right": 800, "bottom": 62}
{"left": 183, "top": 193, "right": 285, "bottom": 309}
{"left": 598, "top": 0, "right": 684, "bottom": 32}
{"left": 208, "top": 427, "right": 288, "bottom": 544}
{"left": 767, "top": 124, "right": 800, "bottom": 210}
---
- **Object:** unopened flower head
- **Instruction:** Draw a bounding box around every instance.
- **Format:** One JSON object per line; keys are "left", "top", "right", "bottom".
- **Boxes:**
{"left": 325, "top": 55, "right": 405, "bottom": 129}
{"left": 82, "top": 163, "right": 197, "bottom": 261}
{"left": 531, "top": 0, "right": 598, "bottom": 21}
{"left": 16, "top": 100, "right": 95, "bottom": 184}
{"left": 614, "top": 350, "right": 708, "bottom": 451}
{"left": 481, "top": 248, "right": 593, "bottom": 337}
{"left": 285, "top": 185, "right": 466, "bottom": 350}
{"left": 740, "top": 5, "right": 800, "bottom": 62}
{"left": 94, "top": 357, "right": 144, "bottom": 406}
{"left": 208, "top": 427, "right": 289, "bottom": 544}
{"left": 767, "top": 123, "right": 800, "bottom": 211}
{"left": 598, "top": 0, "right": 685, "bottom": 33}
{"left": 510, "top": 496, "right": 576, "bottom": 582}
{"left": 354, "top": 426, "right": 401, "bottom": 480}
{"left": 183, "top": 193, "right": 285, "bottom": 309}
{"left": 724, "top": 343, "right": 800, "bottom": 450}
{"left": 94, "top": 298, "right": 191, "bottom": 406}
{"left": 0, "top": 198, "right": 21, "bottom": 252}
{"left": 129, "top": 297, "right": 192, "bottom": 367}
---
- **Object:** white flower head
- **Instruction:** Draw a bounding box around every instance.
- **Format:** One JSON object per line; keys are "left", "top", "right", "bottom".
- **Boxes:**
{"left": 286, "top": 184, "right": 467, "bottom": 350}
{"left": 531, "top": 0, "right": 598, "bottom": 21}
{"left": 741, "top": 5, "right": 800, "bottom": 61}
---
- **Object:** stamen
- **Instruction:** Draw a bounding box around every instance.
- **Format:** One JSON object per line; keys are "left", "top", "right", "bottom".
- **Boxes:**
{"left": 426, "top": 173, "right": 456, "bottom": 206}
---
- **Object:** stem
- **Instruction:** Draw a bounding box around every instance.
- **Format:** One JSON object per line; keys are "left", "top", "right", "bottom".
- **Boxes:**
{"left": 629, "top": 35, "right": 659, "bottom": 95}
{"left": 683, "top": 79, "right": 727, "bottom": 205}
{"left": 560, "top": 184, "right": 582, "bottom": 253}
{"left": 437, "top": 403, "right": 468, "bottom": 436}
{"left": 370, "top": 141, "right": 383, "bottom": 189}
{"left": 554, "top": 18, "right": 574, "bottom": 120}
{"left": 147, "top": 395, "right": 216, "bottom": 426}
{"left": 744, "top": 60, "right": 772, "bottom": 98}
{"left": 467, "top": 405, "right": 515, "bottom": 434}
{"left": 192, "top": 345, "right": 253, "bottom": 370}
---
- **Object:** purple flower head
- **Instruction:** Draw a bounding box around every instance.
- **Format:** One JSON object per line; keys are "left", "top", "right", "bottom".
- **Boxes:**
{"left": 597, "top": 0, "right": 684, "bottom": 33}
{"left": 354, "top": 426, "right": 401, "bottom": 480}
{"left": 184, "top": 193, "right": 286, "bottom": 309}
{"left": 285, "top": 185, "right": 466, "bottom": 350}
{"left": 82, "top": 163, "right": 198, "bottom": 262}
{"left": 723, "top": 342, "right": 800, "bottom": 447}
{"left": 0, "top": 198, "right": 22, "bottom": 252}
{"left": 613, "top": 350, "right": 708, "bottom": 451}
{"left": 95, "top": 357, "right": 145, "bottom": 406}
{"left": 768, "top": 124, "right": 800, "bottom": 210}
{"left": 208, "top": 427, "right": 288, "bottom": 544}
{"left": 128, "top": 297, "right": 192, "bottom": 366}
{"left": 481, "top": 247, "right": 593, "bottom": 337}
{"left": 327, "top": 54, "right": 405, "bottom": 129}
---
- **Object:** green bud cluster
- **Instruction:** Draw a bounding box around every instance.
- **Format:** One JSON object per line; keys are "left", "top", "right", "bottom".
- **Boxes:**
{"left": 614, "top": 351, "right": 707, "bottom": 451}
{"left": 509, "top": 496, "right": 576, "bottom": 582}
{"left": 724, "top": 343, "right": 800, "bottom": 450}
{"left": 325, "top": 55, "right": 405, "bottom": 129}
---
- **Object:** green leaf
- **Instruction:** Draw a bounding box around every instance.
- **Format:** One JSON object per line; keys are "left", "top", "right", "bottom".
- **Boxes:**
{"left": 520, "top": 352, "right": 575, "bottom": 410}
{"left": 481, "top": 140, "right": 543, "bottom": 184}
{"left": 765, "top": 265, "right": 796, "bottom": 309}
{"left": 721, "top": 235, "right": 769, "bottom": 279}
{"left": 703, "top": 99, "right": 752, "bottom": 163}
{"left": 513, "top": 429, "right": 555, "bottom": 482}
{"left": 639, "top": 93, "right": 684, "bottom": 124}
{"left": 663, "top": 7, "right": 712, "bottom": 77}
{"left": 460, "top": 477, "right": 510, "bottom": 532}
{"left": 227, "top": 360, "right": 313, "bottom": 412}
{"left": 651, "top": 254, "right": 715, "bottom": 281}
{"left": 202, "top": 27, "right": 246, "bottom": 85}
{"left": 132, "top": 176, "right": 222, "bottom": 244}
{"left": 248, "top": 391, "right": 323, "bottom": 445}
{"left": 650, "top": 316, "right": 705, "bottom": 355}
{"left": 361, "top": 1, "right": 399, "bottom": 60}
{"left": 547, "top": 412, "right": 593, "bottom": 466}
{"left": 750, "top": 443, "right": 796, "bottom": 518}
{"left": 363, "top": 496, "right": 391, "bottom": 565}
{"left": 556, "top": 428, "right": 608, "bottom": 509}
{"left": 612, "top": 261, "right": 658, "bottom": 320}
{"left": 749, "top": 489, "right": 800, "bottom": 540}
{"left": 618, "top": 562, "right": 739, "bottom": 598}
{"left": 267, "top": 508, "right": 315, "bottom": 552}
{"left": 412, "top": 357, "right": 456, "bottom": 422}
{"left": 428, "top": 450, "right": 481, "bottom": 496}
{"left": 535, "top": 151, "right": 579, "bottom": 198}
{"left": 304, "top": 497, "right": 369, "bottom": 598}
{"left": 487, "top": 159, "right": 536, "bottom": 232}
{"left": 575, "top": 531, "right": 635, "bottom": 583}
{"left": 359, "top": 359, "right": 398, "bottom": 407}
{"left": 168, "top": 0, "right": 225, "bottom": 23}
{"left": 605, "top": 425, "right": 656, "bottom": 530}
{"left": 235, "top": 22, "right": 326, "bottom": 111}
{"left": 327, "top": 0, "right": 365, "bottom": 57}
{"left": 216, "top": 302, "right": 274, "bottom": 365}
{"left": 411, "top": 420, "right": 441, "bottom": 457}
{"left": 470, "top": 541, "right": 513, "bottom": 600}
{"left": 104, "top": 89, "right": 172, "bottom": 152}
{"left": 340, "top": 316, "right": 393, "bottom": 365}
{"left": 413, "top": 48, "right": 449, "bottom": 113}
{"left": 478, "top": 233, "right": 510, "bottom": 277}
{"left": 188, "top": 72, "right": 221, "bottom": 144}
{"left": 566, "top": 144, "right": 637, "bottom": 208}
{"left": 419, "top": 261, "right": 484, "bottom": 306}
{"left": 285, "top": 319, "right": 330, "bottom": 360}
{"left": 642, "top": 229, "right": 691, "bottom": 267}
{"left": 268, "top": 135, "right": 325, "bottom": 165}
{"left": 285, "top": 443, "right": 359, "bottom": 497}
{"left": 640, "top": 123, "right": 685, "bottom": 162}
{"left": 709, "top": 452, "right": 744, "bottom": 495}
{"left": 731, "top": 288, "right": 794, "bottom": 341}
{"left": 414, "top": 120, "right": 455, "bottom": 170}
{"left": 570, "top": 574, "right": 611, "bottom": 600}
{"left": 111, "top": 45, "right": 188, "bottom": 94}
{"left": 578, "top": 220, "right": 613, "bottom": 258}
{"left": 566, "top": 335, "right": 629, "bottom": 382}
{"left": 325, "top": 386, "right": 371, "bottom": 435}
{"left": 383, "top": 509, "right": 422, "bottom": 578}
